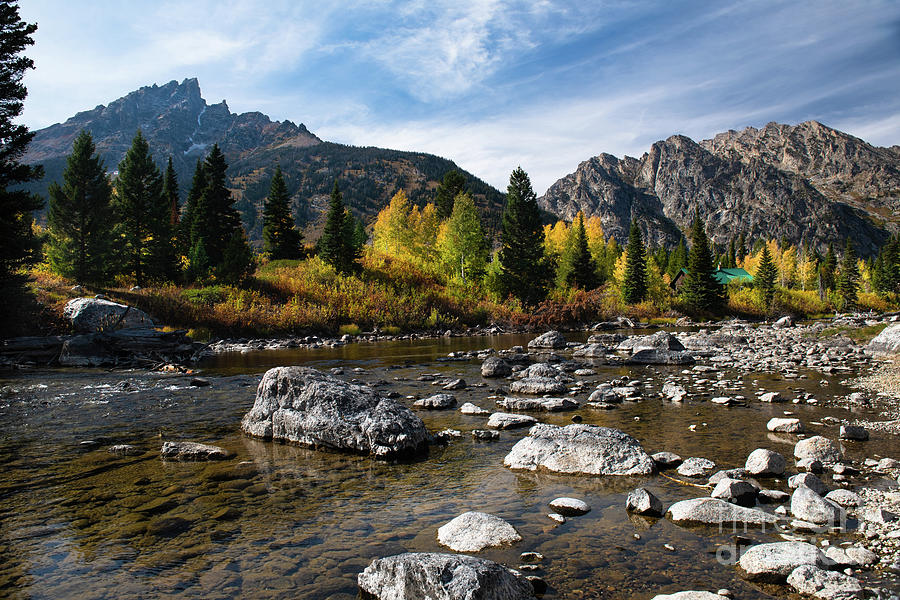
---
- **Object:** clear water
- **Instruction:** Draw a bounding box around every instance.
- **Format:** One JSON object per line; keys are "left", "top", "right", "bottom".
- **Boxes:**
{"left": 0, "top": 332, "right": 896, "bottom": 599}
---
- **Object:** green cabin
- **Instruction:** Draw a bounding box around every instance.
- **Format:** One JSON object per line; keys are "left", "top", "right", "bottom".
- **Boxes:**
{"left": 671, "top": 267, "right": 754, "bottom": 289}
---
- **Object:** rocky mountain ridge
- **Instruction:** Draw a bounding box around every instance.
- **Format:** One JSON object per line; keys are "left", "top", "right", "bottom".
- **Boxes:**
{"left": 540, "top": 121, "right": 897, "bottom": 255}
{"left": 22, "top": 78, "right": 504, "bottom": 242}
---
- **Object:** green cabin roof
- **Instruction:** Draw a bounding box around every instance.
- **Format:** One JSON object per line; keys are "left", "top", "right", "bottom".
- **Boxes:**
{"left": 712, "top": 268, "right": 754, "bottom": 284}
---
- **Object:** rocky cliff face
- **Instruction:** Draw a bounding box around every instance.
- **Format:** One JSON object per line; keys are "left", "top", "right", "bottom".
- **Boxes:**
{"left": 23, "top": 79, "right": 503, "bottom": 242}
{"left": 540, "top": 122, "right": 896, "bottom": 255}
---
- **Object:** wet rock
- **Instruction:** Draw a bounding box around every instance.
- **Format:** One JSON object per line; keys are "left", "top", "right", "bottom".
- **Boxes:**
{"left": 241, "top": 367, "right": 428, "bottom": 458}
{"left": 760, "top": 392, "right": 785, "bottom": 403}
{"left": 767, "top": 417, "right": 803, "bottom": 433}
{"left": 160, "top": 441, "right": 232, "bottom": 461}
{"left": 472, "top": 429, "right": 500, "bottom": 441}
{"left": 357, "top": 552, "right": 535, "bottom": 600}
{"left": 108, "top": 444, "right": 142, "bottom": 456}
{"left": 662, "top": 382, "right": 687, "bottom": 402}
{"left": 572, "top": 343, "right": 608, "bottom": 358}
{"left": 437, "top": 512, "right": 522, "bottom": 552}
{"left": 503, "top": 423, "right": 654, "bottom": 476}
{"left": 487, "top": 413, "right": 538, "bottom": 430}
{"left": 797, "top": 458, "right": 824, "bottom": 474}
{"left": 525, "top": 576, "right": 547, "bottom": 594}
{"left": 147, "top": 516, "right": 193, "bottom": 538}
{"left": 707, "top": 469, "right": 753, "bottom": 485}
{"left": 519, "top": 552, "right": 544, "bottom": 563}
{"left": 547, "top": 513, "right": 565, "bottom": 524}
{"left": 711, "top": 478, "right": 758, "bottom": 507}
{"left": 548, "top": 497, "right": 590, "bottom": 516}
{"left": 758, "top": 489, "right": 790, "bottom": 504}
{"left": 414, "top": 394, "right": 457, "bottom": 409}
{"left": 509, "top": 377, "right": 568, "bottom": 395}
{"left": 667, "top": 498, "right": 778, "bottom": 527}
{"left": 190, "top": 377, "right": 211, "bottom": 387}
{"left": 786, "top": 565, "right": 863, "bottom": 600}
{"left": 824, "top": 489, "right": 861, "bottom": 508}
{"left": 496, "top": 397, "right": 578, "bottom": 412}
{"left": 677, "top": 457, "right": 716, "bottom": 478}
{"left": 652, "top": 452, "right": 683, "bottom": 469}
{"left": 63, "top": 297, "right": 154, "bottom": 333}
{"left": 211, "top": 507, "right": 240, "bottom": 521}
{"left": 794, "top": 436, "right": 843, "bottom": 465}
{"left": 481, "top": 356, "right": 512, "bottom": 378}
{"left": 517, "top": 363, "right": 561, "bottom": 379}
{"left": 867, "top": 323, "right": 900, "bottom": 355}
{"left": 839, "top": 425, "right": 868, "bottom": 441}
{"left": 651, "top": 592, "right": 722, "bottom": 600}
{"left": 788, "top": 473, "right": 827, "bottom": 495}
{"left": 459, "top": 402, "right": 490, "bottom": 415}
{"left": 745, "top": 448, "right": 786, "bottom": 476}
{"left": 627, "top": 349, "right": 695, "bottom": 365}
{"left": 618, "top": 331, "right": 686, "bottom": 352}
{"left": 626, "top": 488, "right": 663, "bottom": 517}
{"left": 790, "top": 486, "right": 844, "bottom": 525}
{"left": 737, "top": 542, "right": 834, "bottom": 582}
{"left": 442, "top": 378, "right": 467, "bottom": 391}
{"left": 528, "top": 331, "right": 567, "bottom": 350}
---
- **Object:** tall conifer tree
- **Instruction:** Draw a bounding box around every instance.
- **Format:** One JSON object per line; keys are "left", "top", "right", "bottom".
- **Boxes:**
{"left": 192, "top": 144, "right": 242, "bottom": 269}
{"left": 680, "top": 216, "right": 725, "bottom": 313}
{"left": 178, "top": 159, "right": 205, "bottom": 257}
{"left": 0, "top": 3, "right": 42, "bottom": 278}
{"left": 163, "top": 157, "right": 179, "bottom": 227}
{"left": 558, "top": 213, "right": 597, "bottom": 291}
{"left": 498, "top": 167, "right": 549, "bottom": 305}
{"left": 435, "top": 170, "right": 467, "bottom": 220}
{"left": 820, "top": 243, "right": 837, "bottom": 291}
{"left": 262, "top": 166, "right": 303, "bottom": 260}
{"left": 837, "top": 239, "right": 860, "bottom": 310}
{"left": 622, "top": 220, "right": 647, "bottom": 303}
{"left": 756, "top": 244, "right": 777, "bottom": 310}
{"left": 114, "top": 131, "right": 173, "bottom": 285}
{"left": 318, "top": 181, "right": 356, "bottom": 273}
{"left": 47, "top": 131, "right": 114, "bottom": 284}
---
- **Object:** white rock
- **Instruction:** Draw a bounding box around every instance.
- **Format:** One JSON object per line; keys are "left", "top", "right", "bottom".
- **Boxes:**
{"left": 437, "top": 512, "right": 522, "bottom": 552}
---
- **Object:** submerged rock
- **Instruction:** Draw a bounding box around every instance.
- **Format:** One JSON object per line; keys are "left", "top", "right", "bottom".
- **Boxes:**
{"left": 437, "top": 512, "right": 522, "bottom": 552}
{"left": 357, "top": 552, "right": 535, "bottom": 600}
{"left": 160, "top": 441, "right": 232, "bottom": 461}
{"left": 241, "top": 367, "right": 428, "bottom": 458}
{"left": 503, "top": 423, "right": 654, "bottom": 476}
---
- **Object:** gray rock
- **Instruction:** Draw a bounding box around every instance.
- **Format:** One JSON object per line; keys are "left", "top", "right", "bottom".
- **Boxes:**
{"left": 786, "top": 565, "right": 863, "bottom": 600}
{"left": 414, "top": 393, "right": 457, "bottom": 409}
{"left": 844, "top": 546, "right": 878, "bottom": 568}
{"left": 868, "top": 323, "right": 900, "bottom": 355}
{"left": 794, "top": 436, "right": 843, "bottom": 465}
{"left": 773, "top": 316, "right": 794, "bottom": 329}
{"left": 708, "top": 469, "right": 754, "bottom": 485}
{"left": 711, "top": 478, "right": 758, "bottom": 507}
{"left": 548, "top": 497, "right": 591, "bottom": 516}
{"left": 528, "top": 330, "right": 567, "bottom": 350}
{"left": 791, "top": 486, "right": 844, "bottom": 525}
{"left": 160, "top": 441, "right": 232, "bottom": 461}
{"left": 839, "top": 425, "right": 868, "bottom": 441}
{"left": 460, "top": 402, "right": 490, "bottom": 415}
{"left": 767, "top": 417, "right": 804, "bottom": 433}
{"left": 442, "top": 378, "right": 467, "bottom": 391}
{"left": 759, "top": 391, "right": 785, "bottom": 403}
{"left": 487, "top": 413, "right": 538, "bottom": 430}
{"left": 618, "top": 331, "right": 686, "bottom": 352}
{"left": 437, "top": 512, "right": 522, "bottom": 552}
{"left": 517, "top": 363, "right": 560, "bottom": 379}
{"left": 509, "top": 377, "right": 568, "bottom": 395}
{"left": 472, "top": 430, "right": 500, "bottom": 441}
{"left": 824, "top": 489, "right": 861, "bottom": 508}
{"left": 652, "top": 451, "right": 683, "bottom": 468}
{"left": 758, "top": 489, "right": 790, "bottom": 504}
{"left": 877, "top": 457, "right": 900, "bottom": 471}
{"left": 357, "top": 552, "right": 535, "bottom": 600}
{"left": 627, "top": 349, "right": 695, "bottom": 365}
{"left": 503, "top": 423, "right": 654, "bottom": 476}
{"left": 797, "top": 458, "right": 824, "bottom": 473}
{"left": 481, "top": 356, "right": 512, "bottom": 378}
{"left": 788, "top": 472, "right": 827, "bottom": 495}
{"left": 241, "top": 367, "right": 428, "bottom": 458}
{"left": 63, "top": 297, "right": 154, "bottom": 333}
{"left": 496, "top": 397, "right": 579, "bottom": 412}
{"left": 677, "top": 457, "right": 716, "bottom": 478}
{"left": 862, "top": 507, "right": 899, "bottom": 523}
{"left": 626, "top": 487, "right": 663, "bottom": 516}
{"left": 651, "top": 592, "right": 722, "bottom": 600}
{"left": 108, "top": 444, "right": 142, "bottom": 456}
{"left": 667, "top": 497, "right": 778, "bottom": 527}
{"left": 572, "top": 343, "right": 608, "bottom": 358}
{"left": 737, "top": 541, "right": 834, "bottom": 582}
{"left": 745, "top": 448, "right": 786, "bottom": 476}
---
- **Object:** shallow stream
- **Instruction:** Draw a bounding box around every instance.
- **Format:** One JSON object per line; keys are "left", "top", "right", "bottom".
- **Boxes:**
{"left": 0, "top": 331, "right": 897, "bottom": 599}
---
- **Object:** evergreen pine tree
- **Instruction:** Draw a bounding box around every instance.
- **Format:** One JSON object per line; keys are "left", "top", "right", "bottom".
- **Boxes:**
{"left": 562, "top": 213, "right": 598, "bottom": 290}
{"left": 163, "top": 157, "right": 179, "bottom": 226}
{"left": 820, "top": 243, "right": 837, "bottom": 291}
{"left": 755, "top": 244, "right": 777, "bottom": 310}
{"left": 727, "top": 238, "right": 737, "bottom": 268}
{"left": 667, "top": 238, "right": 689, "bottom": 279}
{"left": 47, "top": 131, "right": 115, "bottom": 285}
{"left": 435, "top": 170, "right": 467, "bottom": 220}
{"left": 736, "top": 232, "right": 747, "bottom": 263}
{"left": 0, "top": 4, "right": 42, "bottom": 278}
{"left": 837, "top": 239, "right": 860, "bottom": 310}
{"left": 342, "top": 208, "right": 363, "bottom": 270}
{"left": 680, "top": 216, "right": 725, "bottom": 313}
{"left": 318, "top": 181, "right": 355, "bottom": 273}
{"left": 218, "top": 230, "right": 254, "bottom": 284}
{"left": 192, "top": 144, "right": 243, "bottom": 270}
{"left": 621, "top": 220, "right": 647, "bottom": 303}
{"left": 262, "top": 166, "right": 303, "bottom": 260}
{"left": 113, "top": 131, "right": 173, "bottom": 285}
{"left": 178, "top": 160, "right": 205, "bottom": 257}
{"left": 498, "top": 167, "right": 550, "bottom": 305}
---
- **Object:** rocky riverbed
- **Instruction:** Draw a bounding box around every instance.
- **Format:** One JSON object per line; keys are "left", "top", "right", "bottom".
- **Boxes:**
{"left": 1, "top": 316, "right": 899, "bottom": 599}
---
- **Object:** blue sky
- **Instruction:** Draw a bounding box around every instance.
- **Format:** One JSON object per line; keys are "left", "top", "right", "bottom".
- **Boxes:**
{"left": 18, "top": 0, "right": 900, "bottom": 193}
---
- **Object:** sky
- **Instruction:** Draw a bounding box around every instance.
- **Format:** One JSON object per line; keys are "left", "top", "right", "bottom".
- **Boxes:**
{"left": 17, "top": 0, "right": 900, "bottom": 194}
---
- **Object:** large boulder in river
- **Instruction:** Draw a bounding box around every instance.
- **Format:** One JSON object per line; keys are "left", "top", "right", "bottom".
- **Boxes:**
{"left": 437, "top": 512, "right": 522, "bottom": 552}
{"left": 241, "top": 367, "right": 428, "bottom": 458}
{"left": 794, "top": 436, "right": 843, "bottom": 465}
{"left": 503, "top": 423, "right": 655, "bottom": 476}
{"left": 868, "top": 323, "right": 900, "bottom": 355}
{"left": 358, "top": 552, "right": 535, "bottom": 600}
{"left": 791, "top": 486, "right": 845, "bottom": 525}
{"left": 627, "top": 349, "right": 695, "bottom": 365}
{"left": 667, "top": 497, "right": 778, "bottom": 527}
{"left": 63, "top": 297, "right": 154, "bottom": 333}
{"left": 527, "top": 330, "right": 567, "bottom": 350}
{"left": 617, "top": 331, "right": 686, "bottom": 353}
{"left": 481, "top": 356, "right": 512, "bottom": 378}
{"left": 737, "top": 541, "right": 834, "bottom": 583}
